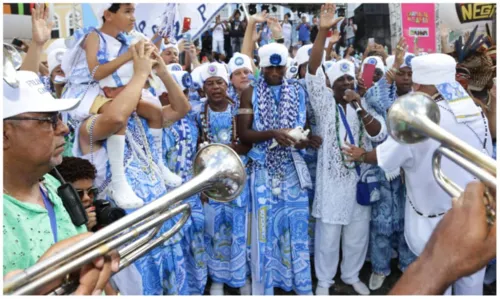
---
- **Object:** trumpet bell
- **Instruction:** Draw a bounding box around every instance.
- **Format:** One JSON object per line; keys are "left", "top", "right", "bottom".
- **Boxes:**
{"left": 193, "top": 143, "right": 247, "bottom": 202}
{"left": 387, "top": 92, "right": 441, "bottom": 144}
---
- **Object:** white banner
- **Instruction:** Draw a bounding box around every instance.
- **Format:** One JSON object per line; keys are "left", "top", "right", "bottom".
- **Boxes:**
{"left": 131, "top": 3, "right": 227, "bottom": 41}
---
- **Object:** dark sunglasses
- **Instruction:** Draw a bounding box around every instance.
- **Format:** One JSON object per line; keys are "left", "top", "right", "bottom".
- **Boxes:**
{"left": 5, "top": 112, "right": 62, "bottom": 130}
{"left": 75, "top": 187, "right": 99, "bottom": 199}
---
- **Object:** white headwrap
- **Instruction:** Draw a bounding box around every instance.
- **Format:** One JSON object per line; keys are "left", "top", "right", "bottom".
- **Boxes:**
{"left": 228, "top": 53, "right": 253, "bottom": 75}
{"left": 326, "top": 59, "right": 355, "bottom": 87}
{"left": 295, "top": 44, "right": 326, "bottom": 66}
{"left": 413, "top": 53, "right": 481, "bottom": 123}
{"left": 361, "top": 56, "right": 385, "bottom": 74}
{"left": 286, "top": 65, "right": 299, "bottom": 79}
{"left": 386, "top": 52, "right": 415, "bottom": 70}
{"left": 163, "top": 71, "right": 192, "bottom": 92}
{"left": 44, "top": 38, "right": 66, "bottom": 55}
{"left": 47, "top": 48, "right": 66, "bottom": 75}
{"left": 161, "top": 42, "right": 179, "bottom": 53}
{"left": 167, "top": 63, "right": 183, "bottom": 72}
{"left": 200, "top": 62, "right": 229, "bottom": 85}
{"left": 190, "top": 65, "right": 205, "bottom": 90}
{"left": 258, "top": 43, "right": 288, "bottom": 68}
{"left": 99, "top": 61, "right": 134, "bottom": 88}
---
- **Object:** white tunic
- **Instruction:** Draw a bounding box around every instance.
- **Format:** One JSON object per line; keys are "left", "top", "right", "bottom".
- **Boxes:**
{"left": 377, "top": 99, "right": 492, "bottom": 256}
{"left": 305, "top": 68, "right": 387, "bottom": 225}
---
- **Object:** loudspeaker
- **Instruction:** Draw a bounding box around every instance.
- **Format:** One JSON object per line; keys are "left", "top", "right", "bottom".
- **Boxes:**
{"left": 353, "top": 4, "right": 391, "bottom": 53}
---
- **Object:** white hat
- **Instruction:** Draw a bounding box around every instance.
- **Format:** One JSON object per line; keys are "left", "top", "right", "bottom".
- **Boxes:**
{"left": 361, "top": 56, "right": 385, "bottom": 74}
{"left": 412, "top": 53, "right": 456, "bottom": 85}
{"left": 326, "top": 59, "right": 355, "bottom": 87}
{"left": 92, "top": 3, "right": 112, "bottom": 27}
{"left": 44, "top": 38, "right": 66, "bottom": 55}
{"left": 294, "top": 44, "right": 326, "bottom": 66}
{"left": 386, "top": 52, "right": 415, "bottom": 70}
{"left": 48, "top": 48, "right": 66, "bottom": 75}
{"left": 167, "top": 63, "right": 183, "bottom": 72}
{"left": 200, "top": 62, "right": 229, "bottom": 85}
{"left": 190, "top": 65, "right": 205, "bottom": 90}
{"left": 258, "top": 43, "right": 288, "bottom": 68}
{"left": 228, "top": 53, "right": 253, "bottom": 75}
{"left": 3, "top": 71, "right": 80, "bottom": 119}
{"left": 99, "top": 61, "right": 134, "bottom": 88}
{"left": 169, "top": 71, "right": 193, "bottom": 92}
{"left": 323, "top": 60, "right": 335, "bottom": 71}
{"left": 161, "top": 42, "right": 179, "bottom": 53}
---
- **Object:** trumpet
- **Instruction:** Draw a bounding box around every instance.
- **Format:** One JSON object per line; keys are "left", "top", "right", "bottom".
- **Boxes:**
{"left": 387, "top": 92, "right": 496, "bottom": 223}
{"left": 3, "top": 144, "right": 247, "bottom": 295}
{"left": 3, "top": 43, "right": 23, "bottom": 87}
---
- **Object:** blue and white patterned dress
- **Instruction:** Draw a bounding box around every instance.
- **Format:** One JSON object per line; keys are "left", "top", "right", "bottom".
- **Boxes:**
{"left": 249, "top": 79, "right": 313, "bottom": 295}
{"left": 163, "top": 101, "right": 208, "bottom": 295}
{"left": 364, "top": 76, "right": 416, "bottom": 274}
{"left": 195, "top": 97, "right": 251, "bottom": 288}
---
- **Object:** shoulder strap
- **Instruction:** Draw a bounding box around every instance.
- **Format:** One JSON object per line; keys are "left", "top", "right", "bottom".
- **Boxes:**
{"left": 337, "top": 104, "right": 361, "bottom": 176}
{"left": 40, "top": 186, "right": 58, "bottom": 243}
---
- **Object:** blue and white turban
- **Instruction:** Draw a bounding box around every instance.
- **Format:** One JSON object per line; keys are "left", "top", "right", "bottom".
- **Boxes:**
{"left": 258, "top": 43, "right": 288, "bottom": 68}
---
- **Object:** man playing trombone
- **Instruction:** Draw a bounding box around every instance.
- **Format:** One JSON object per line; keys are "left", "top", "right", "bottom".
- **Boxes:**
{"left": 345, "top": 53, "right": 493, "bottom": 295}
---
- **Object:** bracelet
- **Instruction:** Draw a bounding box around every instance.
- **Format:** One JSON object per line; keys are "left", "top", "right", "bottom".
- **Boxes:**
{"left": 238, "top": 108, "right": 254, "bottom": 115}
{"left": 362, "top": 112, "right": 371, "bottom": 119}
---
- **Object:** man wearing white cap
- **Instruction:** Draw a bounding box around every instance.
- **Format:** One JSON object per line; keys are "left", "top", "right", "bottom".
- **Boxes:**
{"left": 228, "top": 52, "right": 253, "bottom": 100}
{"left": 374, "top": 53, "right": 493, "bottom": 295}
{"left": 306, "top": 4, "right": 386, "bottom": 295}
{"left": 3, "top": 70, "right": 120, "bottom": 294}
{"left": 239, "top": 42, "right": 313, "bottom": 295}
{"left": 195, "top": 62, "right": 252, "bottom": 295}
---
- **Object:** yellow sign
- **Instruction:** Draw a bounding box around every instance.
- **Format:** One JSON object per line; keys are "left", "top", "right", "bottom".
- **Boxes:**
{"left": 455, "top": 3, "right": 496, "bottom": 23}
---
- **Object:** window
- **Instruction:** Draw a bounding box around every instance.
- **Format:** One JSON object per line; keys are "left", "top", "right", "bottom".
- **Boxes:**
{"left": 51, "top": 14, "right": 60, "bottom": 39}
{"left": 66, "top": 11, "right": 81, "bottom": 37}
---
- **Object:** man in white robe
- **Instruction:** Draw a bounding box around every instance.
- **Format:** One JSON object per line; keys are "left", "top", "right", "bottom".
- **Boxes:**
{"left": 376, "top": 53, "right": 493, "bottom": 295}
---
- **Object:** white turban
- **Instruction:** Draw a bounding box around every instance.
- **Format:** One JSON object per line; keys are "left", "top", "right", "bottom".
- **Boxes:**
{"left": 258, "top": 43, "right": 288, "bottom": 68}
{"left": 386, "top": 52, "right": 415, "bottom": 70}
{"left": 166, "top": 71, "right": 192, "bottom": 92}
{"left": 200, "top": 62, "right": 229, "bottom": 85}
{"left": 361, "top": 56, "right": 385, "bottom": 74}
{"left": 228, "top": 52, "right": 253, "bottom": 75}
{"left": 295, "top": 44, "right": 326, "bottom": 66}
{"left": 47, "top": 48, "right": 66, "bottom": 75}
{"left": 190, "top": 65, "right": 205, "bottom": 90}
{"left": 326, "top": 59, "right": 355, "bottom": 87}
{"left": 99, "top": 61, "right": 134, "bottom": 88}
{"left": 412, "top": 53, "right": 456, "bottom": 85}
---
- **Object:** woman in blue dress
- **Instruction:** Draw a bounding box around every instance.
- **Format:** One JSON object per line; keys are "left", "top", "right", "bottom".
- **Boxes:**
{"left": 195, "top": 62, "right": 252, "bottom": 295}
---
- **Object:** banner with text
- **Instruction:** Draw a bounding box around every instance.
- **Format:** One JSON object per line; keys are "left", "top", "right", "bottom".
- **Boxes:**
{"left": 401, "top": 3, "right": 436, "bottom": 53}
{"left": 132, "top": 3, "right": 227, "bottom": 41}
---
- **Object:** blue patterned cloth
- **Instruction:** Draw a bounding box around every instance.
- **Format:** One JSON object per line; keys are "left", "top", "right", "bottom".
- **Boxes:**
{"left": 99, "top": 115, "right": 189, "bottom": 295}
{"left": 195, "top": 97, "right": 251, "bottom": 288}
{"left": 364, "top": 78, "right": 416, "bottom": 274}
{"left": 249, "top": 83, "right": 313, "bottom": 295}
{"left": 163, "top": 104, "right": 208, "bottom": 295}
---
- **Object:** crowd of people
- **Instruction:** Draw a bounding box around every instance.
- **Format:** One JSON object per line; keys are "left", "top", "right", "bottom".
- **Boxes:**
{"left": 3, "top": 3, "right": 497, "bottom": 296}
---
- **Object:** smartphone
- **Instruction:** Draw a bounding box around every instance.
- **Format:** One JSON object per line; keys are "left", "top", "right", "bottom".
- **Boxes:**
{"left": 362, "top": 63, "right": 376, "bottom": 89}
{"left": 368, "top": 38, "right": 375, "bottom": 46}
{"left": 183, "top": 32, "right": 192, "bottom": 48}
{"left": 183, "top": 17, "right": 192, "bottom": 31}
{"left": 12, "top": 38, "right": 23, "bottom": 47}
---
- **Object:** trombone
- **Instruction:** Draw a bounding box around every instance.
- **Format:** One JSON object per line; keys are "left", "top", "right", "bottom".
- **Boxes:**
{"left": 3, "top": 144, "right": 247, "bottom": 295}
{"left": 387, "top": 92, "right": 496, "bottom": 223}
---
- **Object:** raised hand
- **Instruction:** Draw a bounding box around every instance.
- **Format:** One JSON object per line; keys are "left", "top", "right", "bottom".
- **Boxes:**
{"left": 319, "top": 3, "right": 344, "bottom": 30}
{"left": 267, "top": 17, "right": 282, "bottom": 38}
{"left": 394, "top": 36, "right": 408, "bottom": 66}
{"left": 251, "top": 11, "right": 269, "bottom": 24}
{"left": 31, "top": 3, "right": 54, "bottom": 46}
{"left": 330, "top": 29, "right": 341, "bottom": 44}
{"left": 132, "top": 40, "right": 155, "bottom": 77}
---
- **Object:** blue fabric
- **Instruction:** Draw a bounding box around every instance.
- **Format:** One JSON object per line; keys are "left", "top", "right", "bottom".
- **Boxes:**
{"left": 249, "top": 82, "right": 312, "bottom": 295}
{"left": 298, "top": 23, "right": 310, "bottom": 43}
{"left": 40, "top": 187, "right": 58, "bottom": 243}
{"left": 194, "top": 96, "right": 251, "bottom": 288}
{"left": 163, "top": 105, "right": 208, "bottom": 294}
{"left": 364, "top": 79, "right": 416, "bottom": 274}
{"left": 100, "top": 115, "right": 189, "bottom": 295}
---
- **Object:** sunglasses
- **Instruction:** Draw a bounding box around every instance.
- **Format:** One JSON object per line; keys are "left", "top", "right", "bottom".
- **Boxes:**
{"left": 75, "top": 187, "right": 99, "bottom": 199}
{"left": 6, "top": 112, "right": 62, "bottom": 130}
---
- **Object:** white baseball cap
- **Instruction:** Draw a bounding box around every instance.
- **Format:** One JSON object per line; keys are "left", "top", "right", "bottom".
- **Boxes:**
{"left": 3, "top": 71, "right": 80, "bottom": 119}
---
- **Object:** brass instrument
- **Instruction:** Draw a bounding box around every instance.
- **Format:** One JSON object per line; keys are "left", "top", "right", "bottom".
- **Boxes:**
{"left": 387, "top": 92, "right": 496, "bottom": 222}
{"left": 3, "top": 144, "right": 247, "bottom": 295}
{"left": 3, "top": 43, "right": 23, "bottom": 87}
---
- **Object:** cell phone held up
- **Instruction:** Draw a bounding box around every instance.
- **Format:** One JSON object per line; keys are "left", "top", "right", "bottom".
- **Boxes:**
{"left": 361, "top": 63, "right": 376, "bottom": 90}
{"left": 183, "top": 17, "right": 192, "bottom": 32}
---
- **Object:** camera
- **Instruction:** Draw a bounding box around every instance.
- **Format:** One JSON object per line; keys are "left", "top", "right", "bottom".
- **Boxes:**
{"left": 92, "top": 200, "right": 126, "bottom": 231}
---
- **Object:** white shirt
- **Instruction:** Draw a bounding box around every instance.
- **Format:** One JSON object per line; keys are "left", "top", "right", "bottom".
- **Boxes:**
{"left": 212, "top": 23, "right": 226, "bottom": 42}
{"left": 376, "top": 99, "right": 492, "bottom": 256}
{"left": 282, "top": 22, "right": 292, "bottom": 40}
{"left": 305, "top": 67, "right": 387, "bottom": 225}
